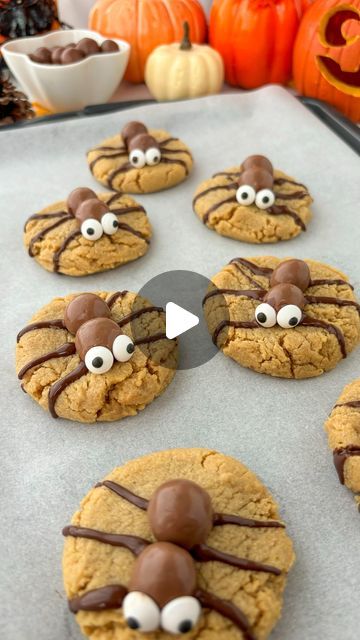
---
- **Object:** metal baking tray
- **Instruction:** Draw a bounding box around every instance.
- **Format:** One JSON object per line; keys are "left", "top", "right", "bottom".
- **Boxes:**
{"left": 1, "top": 86, "right": 360, "bottom": 640}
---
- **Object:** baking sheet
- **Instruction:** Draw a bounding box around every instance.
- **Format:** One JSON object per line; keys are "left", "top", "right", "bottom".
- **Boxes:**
{"left": 1, "top": 86, "right": 360, "bottom": 640}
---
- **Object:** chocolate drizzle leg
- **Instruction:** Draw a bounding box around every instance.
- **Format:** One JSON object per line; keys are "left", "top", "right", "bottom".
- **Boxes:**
{"left": 333, "top": 446, "right": 360, "bottom": 484}
{"left": 17, "top": 319, "right": 65, "bottom": 342}
{"left": 63, "top": 525, "right": 149, "bottom": 555}
{"left": 69, "top": 585, "right": 128, "bottom": 613}
{"left": 192, "top": 544, "right": 281, "bottom": 575}
{"left": 53, "top": 230, "right": 81, "bottom": 272}
{"left": 196, "top": 589, "right": 255, "bottom": 640}
{"left": 24, "top": 210, "right": 68, "bottom": 231}
{"left": 48, "top": 361, "right": 88, "bottom": 418}
{"left": 335, "top": 400, "right": 360, "bottom": 410}
{"left": 106, "top": 291, "right": 129, "bottom": 308}
{"left": 301, "top": 316, "right": 347, "bottom": 358}
{"left": 96, "top": 480, "right": 149, "bottom": 510}
{"left": 213, "top": 512, "right": 285, "bottom": 528}
{"left": 18, "top": 342, "right": 75, "bottom": 379}
{"left": 28, "top": 215, "right": 73, "bottom": 256}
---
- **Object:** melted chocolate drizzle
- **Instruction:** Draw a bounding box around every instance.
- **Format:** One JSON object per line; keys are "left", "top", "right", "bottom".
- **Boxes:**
{"left": 117, "top": 306, "right": 164, "bottom": 328}
{"left": 203, "top": 289, "right": 265, "bottom": 305}
{"left": 48, "top": 361, "right": 88, "bottom": 418}
{"left": 335, "top": 400, "right": 360, "bottom": 410}
{"left": 96, "top": 480, "right": 149, "bottom": 510}
{"left": 106, "top": 291, "right": 128, "bottom": 308}
{"left": 63, "top": 525, "right": 149, "bottom": 555}
{"left": 196, "top": 589, "right": 255, "bottom": 640}
{"left": 301, "top": 316, "right": 347, "bottom": 358}
{"left": 212, "top": 320, "right": 259, "bottom": 345}
{"left": 333, "top": 446, "right": 360, "bottom": 484}
{"left": 116, "top": 222, "right": 149, "bottom": 243}
{"left": 213, "top": 512, "right": 285, "bottom": 529}
{"left": 192, "top": 543, "right": 281, "bottom": 575}
{"left": 18, "top": 342, "right": 75, "bottom": 379}
{"left": 266, "top": 204, "right": 306, "bottom": 231}
{"left": 53, "top": 230, "right": 81, "bottom": 272}
{"left": 28, "top": 215, "right": 72, "bottom": 256}
{"left": 69, "top": 584, "right": 127, "bottom": 614}
{"left": 17, "top": 319, "right": 65, "bottom": 342}
{"left": 24, "top": 210, "right": 68, "bottom": 231}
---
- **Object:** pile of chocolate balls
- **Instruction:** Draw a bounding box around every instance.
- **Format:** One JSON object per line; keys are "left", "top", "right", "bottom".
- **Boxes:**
{"left": 29, "top": 37, "right": 120, "bottom": 65}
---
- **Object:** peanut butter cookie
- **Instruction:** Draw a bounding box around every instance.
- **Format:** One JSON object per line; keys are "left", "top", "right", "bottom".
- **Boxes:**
{"left": 16, "top": 291, "right": 177, "bottom": 422}
{"left": 88, "top": 121, "right": 193, "bottom": 193}
{"left": 24, "top": 189, "right": 151, "bottom": 277}
{"left": 325, "top": 379, "right": 360, "bottom": 511}
{"left": 193, "top": 156, "right": 312, "bottom": 243}
{"left": 204, "top": 257, "right": 360, "bottom": 379}
{"left": 63, "top": 448, "right": 295, "bottom": 639}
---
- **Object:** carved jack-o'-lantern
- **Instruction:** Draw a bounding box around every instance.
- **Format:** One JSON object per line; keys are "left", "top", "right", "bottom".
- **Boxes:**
{"left": 293, "top": 0, "right": 360, "bottom": 122}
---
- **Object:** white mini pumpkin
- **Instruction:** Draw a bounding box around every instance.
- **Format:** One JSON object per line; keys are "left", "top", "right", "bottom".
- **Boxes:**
{"left": 145, "top": 22, "right": 224, "bottom": 102}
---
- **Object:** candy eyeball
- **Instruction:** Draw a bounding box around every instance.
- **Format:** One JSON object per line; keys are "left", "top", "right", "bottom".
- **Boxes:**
{"left": 129, "top": 149, "right": 146, "bottom": 168}
{"left": 80, "top": 218, "right": 103, "bottom": 241}
{"left": 101, "top": 212, "right": 119, "bottom": 235}
{"left": 277, "top": 304, "right": 302, "bottom": 329}
{"left": 84, "top": 346, "right": 114, "bottom": 374}
{"left": 236, "top": 185, "right": 256, "bottom": 206}
{"left": 255, "top": 303, "right": 277, "bottom": 328}
{"left": 112, "top": 334, "right": 135, "bottom": 362}
{"left": 161, "top": 596, "right": 201, "bottom": 635}
{"left": 255, "top": 189, "right": 275, "bottom": 210}
{"left": 145, "top": 147, "right": 161, "bottom": 166}
{"left": 123, "top": 591, "right": 160, "bottom": 632}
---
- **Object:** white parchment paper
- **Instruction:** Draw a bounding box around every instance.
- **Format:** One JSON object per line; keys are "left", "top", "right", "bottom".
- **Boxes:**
{"left": 1, "top": 87, "right": 360, "bottom": 640}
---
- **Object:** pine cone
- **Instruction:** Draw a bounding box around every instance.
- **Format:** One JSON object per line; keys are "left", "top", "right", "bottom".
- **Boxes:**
{"left": 0, "top": 73, "right": 35, "bottom": 126}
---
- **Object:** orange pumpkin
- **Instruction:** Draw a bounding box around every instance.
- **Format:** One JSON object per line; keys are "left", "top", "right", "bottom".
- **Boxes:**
{"left": 89, "top": 0, "right": 207, "bottom": 84}
{"left": 293, "top": 0, "right": 360, "bottom": 122}
{"left": 209, "top": 0, "right": 299, "bottom": 89}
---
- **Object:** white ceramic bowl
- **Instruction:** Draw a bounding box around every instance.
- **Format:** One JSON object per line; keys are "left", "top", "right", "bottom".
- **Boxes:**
{"left": 2, "top": 29, "right": 130, "bottom": 113}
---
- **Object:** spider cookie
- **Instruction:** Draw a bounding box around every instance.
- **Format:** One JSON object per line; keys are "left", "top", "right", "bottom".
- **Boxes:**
{"left": 325, "top": 379, "right": 360, "bottom": 511}
{"left": 63, "top": 448, "right": 295, "bottom": 640}
{"left": 87, "top": 121, "right": 193, "bottom": 193}
{"left": 193, "top": 155, "right": 313, "bottom": 243}
{"left": 204, "top": 257, "right": 360, "bottom": 379}
{"left": 16, "top": 291, "right": 177, "bottom": 422}
{"left": 23, "top": 188, "right": 151, "bottom": 276}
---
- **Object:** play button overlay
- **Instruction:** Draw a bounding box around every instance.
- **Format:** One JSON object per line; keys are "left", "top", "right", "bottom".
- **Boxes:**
{"left": 133, "top": 270, "right": 229, "bottom": 370}
{"left": 165, "top": 302, "right": 199, "bottom": 339}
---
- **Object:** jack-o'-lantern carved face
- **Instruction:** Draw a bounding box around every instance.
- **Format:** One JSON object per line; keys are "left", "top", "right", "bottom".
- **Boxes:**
{"left": 317, "top": 6, "right": 360, "bottom": 95}
{"left": 293, "top": 0, "right": 360, "bottom": 122}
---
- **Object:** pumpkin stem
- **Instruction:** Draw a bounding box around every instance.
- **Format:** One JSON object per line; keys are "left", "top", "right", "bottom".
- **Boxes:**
{"left": 180, "top": 21, "right": 192, "bottom": 51}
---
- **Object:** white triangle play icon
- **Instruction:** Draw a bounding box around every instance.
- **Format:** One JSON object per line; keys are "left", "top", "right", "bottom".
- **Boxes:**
{"left": 165, "top": 302, "right": 200, "bottom": 339}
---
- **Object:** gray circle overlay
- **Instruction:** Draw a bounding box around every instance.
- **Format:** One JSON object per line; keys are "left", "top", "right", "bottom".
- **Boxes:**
{"left": 135, "top": 270, "right": 229, "bottom": 370}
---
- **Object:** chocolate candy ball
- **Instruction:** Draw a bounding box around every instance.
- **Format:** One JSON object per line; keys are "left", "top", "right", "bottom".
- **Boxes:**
{"left": 51, "top": 46, "right": 65, "bottom": 65}
{"left": 148, "top": 479, "right": 213, "bottom": 549}
{"left": 270, "top": 259, "right": 311, "bottom": 292}
{"left": 238, "top": 168, "right": 273, "bottom": 192}
{"left": 61, "top": 48, "right": 86, "bottom": 65}
{"left": 67, "top": 188, "right": 97, "bottom": 216}
{"left": 121, "top": 122, "right": 148, "bottom": 147}
{"left": 75, "top": 318, "right": 122, "bottom": 360}
{"left": 129, "top": 542, "right": 196, "bottom": 608}
{"left": 64, "top": 294, "right": 111, "bottom": 335}
{"left": 264, "top": 283, "right": 306, "bottom": 312}
{"left": 242, "top": 155, "right": 273, "bottom": 174}
{"left": 101, "top": 40, "right": 119, "bottom": 53}
{"left": 30, "top": 47, "right": 52, "bottom": 64}
{"left": 75, "top": 199, "right": 109, "bottom": 224}
{"left": 76, "top": 37, "right": 100, "bottom": 56}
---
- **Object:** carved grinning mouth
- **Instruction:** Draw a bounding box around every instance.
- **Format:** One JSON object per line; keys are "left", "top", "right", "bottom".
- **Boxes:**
{"left": 316, "top": 55, "right": 360, "bottom": 95}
